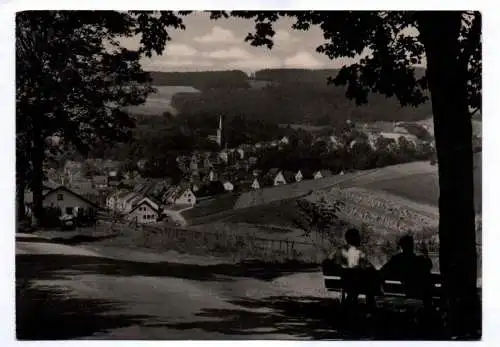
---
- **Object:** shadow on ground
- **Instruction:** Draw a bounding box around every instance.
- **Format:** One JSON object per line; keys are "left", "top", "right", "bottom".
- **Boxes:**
{"left": 16, "top": 282, "right": 151, "bottom": 340}
{"left": 16, "top": 234, "right": 119, "bottom": 245}
{"left": 16, "top": 234, "right": 318, "bottom": 283}
{"left": 149, "top": 296, "right": 448, "bottom": 340}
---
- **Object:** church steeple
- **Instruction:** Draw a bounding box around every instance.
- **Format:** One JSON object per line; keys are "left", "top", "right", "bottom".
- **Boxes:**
{"left": 216, "top": 115, "right": 222, "bottom": 147}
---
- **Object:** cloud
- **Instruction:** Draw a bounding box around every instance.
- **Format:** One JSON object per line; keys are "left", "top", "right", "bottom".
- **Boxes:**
{"left": 227, "top": 55, "right": 282, "bottom": 71}
{"left": 142, "top": 57, "right": 213, "bottom": 71}
{"left": 165, "top": 43, "right": 198, "bottom": 57}
{"left": 284, "top": 51, "right": 324, "bottom": 69}
{"left": 274, "top": 29, "right": 299, "bottom": 43}
{"left": 193, "top": 26, "right": 240, "bottom": 44}
{"left": 203, "top": 47, "right": 253, "bottom": 60}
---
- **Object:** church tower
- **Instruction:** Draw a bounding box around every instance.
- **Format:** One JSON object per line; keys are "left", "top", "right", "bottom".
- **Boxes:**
{"left": 216, "top": 115, "right": 222, "bottom": 147}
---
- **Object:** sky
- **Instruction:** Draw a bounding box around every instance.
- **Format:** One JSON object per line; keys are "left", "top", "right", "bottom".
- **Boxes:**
{"left": 121, "top": 12, "right": 370, "bottom": 73}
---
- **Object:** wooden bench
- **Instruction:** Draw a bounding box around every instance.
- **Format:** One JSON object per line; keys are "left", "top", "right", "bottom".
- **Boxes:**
{"left": 322, "top": 259, "right": 443, "bottom": 303}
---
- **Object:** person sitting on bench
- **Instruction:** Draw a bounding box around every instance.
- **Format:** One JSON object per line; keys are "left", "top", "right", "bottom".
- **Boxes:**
{"left": 380, "top": 234, "right": 433, "bottom": 306}
{"left": 331, "top": 228, "right": 378, "bottom": 309}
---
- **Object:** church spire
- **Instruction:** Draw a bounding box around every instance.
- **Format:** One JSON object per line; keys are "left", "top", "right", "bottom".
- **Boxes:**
{"left": 216, "top": 115, "right": 222, "bottom": 147}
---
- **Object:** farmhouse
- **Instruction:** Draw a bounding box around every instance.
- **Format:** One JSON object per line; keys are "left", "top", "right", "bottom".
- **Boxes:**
{"left": 280, "top": 136, "right": 290, "bottom": 145}
{"left": 272, "top": 171, "right": 287, "bottom": 186}
{"left": 43, "top": 186, "right": 99, "bottom": 217}
{"left": 219, "top": 150, "right": 229, "bottom": 163}
{"left": 163, "top": 186, "right": 197, "bottom": 207}
{"left": 208, "top": 170, "right": 217, "bottom": 182}
{"left": 236, "top": 148, "right": 245, "bottom": 159}
{"left": 92, "top": 175, "right": 108, "bottom": 189}
{"left": 314, "top": 170, "right": 333, "bottom": 180}
{"left": 251, "top": 178, "right": 261, "bottom": 190}
{"left": 126, "top": 196, "right": 160, "bottom": 224}
{"left": 295, "top": 170, "right": 304, "bottom": 182}
{"left": 222, "top": 180, "right": 234, "bottom": 192}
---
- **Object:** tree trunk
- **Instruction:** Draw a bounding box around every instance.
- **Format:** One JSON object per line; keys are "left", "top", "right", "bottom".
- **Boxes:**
{"left": 16, "top": 161, "right": 26, "bottom": 228}
{"left": 31, "top": 124, "right": 45, "bottom": 228}
{"left": 418, "top": 12, "right": 480, "bottom": 339}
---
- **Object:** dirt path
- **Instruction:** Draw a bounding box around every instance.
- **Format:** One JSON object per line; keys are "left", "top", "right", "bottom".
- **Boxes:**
{"left": 16, "top": 235, "right": 334, "bottom": 340}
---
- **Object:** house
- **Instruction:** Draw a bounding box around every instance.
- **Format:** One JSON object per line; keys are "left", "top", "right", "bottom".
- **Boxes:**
{"left": 236, "top": 148, "right": 245, "bottom": 160}
{"left": 251, "top": 178, "right": 261, "bottom": 190}
{"left": 313, "top": 170, "right": 333, "bottom": 180}
{"left": 127, "top": 200, "right": 159, "bottom": 224}
{"left": 295, "top": 170, "right": 304, "bottom": 182}
{"left": 219, "top": 150, "right": 229, "bottom": 163}
{"left": 126, "top": 196, "right": 161, "bottom": 224}
{"left": 222, "top": 180, "right": 234, "bottom": 192}
{"left": 208, "top": 170, "right": 217, "bottom": 182}
{"left": 280, "top": 136, "right": 290, "bottom": 145}
{"left": 92, "top": 175, "right": 108, "bottom": 189}
{"left": 270, "top": 169, "right": 287, "bottom": 186}
{"left": 163, "top": 186, "right": 197, "bottom": 207}
{"left": 121, "top": 192, "right": 143, "bottom": 213}
{"left": 42, "top": 186, "right": 100, "bottom": 217}
{"left": 106, "top": 189, "right": 143, "bottom": 213}
{"left": 106, "top": 189, "right": 127, "bottom": 211}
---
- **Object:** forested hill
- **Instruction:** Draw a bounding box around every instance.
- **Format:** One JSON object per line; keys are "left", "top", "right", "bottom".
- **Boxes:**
{"left": 147, "top": 68, "right": 432, "bottom": 125}
{"left": 253, "top": 67, "right": 427, "bottom": 84}
{"left": 149, "top": 70, "right": 250, "bottom": 90}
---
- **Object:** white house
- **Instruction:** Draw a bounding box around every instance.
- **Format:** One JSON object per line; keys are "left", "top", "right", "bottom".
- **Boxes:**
{"left": 107, "top": 190, "right": 143, "bottom": 214}
{"left": 208, "top": 170, "right": 217, "bottom": 182}
{"left": 219, "top": 150, "right": 229, "bottom": 163}
{"left": 313, "top": 170, "right": 333, "bottom": 180}
{"left": 236, "top": 148, "right": 245, "bottom": 159}
{"left": 164, "top": 186, "right": 197, "bottom": 207}
{"left": 222, "top": 181, "right": 234, "bottom": 192}
{"left": 43, "top": 186, "right": 99, "bottom": 217}
{"left": 126, "top": 198, "right": 159, "bottom": 224}
{"left": 273, "top": 171, "right": 287, "bottom": 186}
{"left": 295, "top": 170, "right": 304, "bottom": 182}
{"left": 251, "top": 178, "right": 261, "bottom": 190}
{"left": 280, "top": 136, "right": 290, "bottom": 145}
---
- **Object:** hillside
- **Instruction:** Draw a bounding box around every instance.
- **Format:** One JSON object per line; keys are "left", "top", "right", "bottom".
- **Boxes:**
{"left": 141, "top": 68, "right": 433, "bottom": 125}
{"left": 171, "top": 83, "right": 433, "bottom": 126}
{"left": 149, "top": 70, "right": 250, "bottom": 90}
{"left": 187, "top": 153, "right": 481, "bottom": 230}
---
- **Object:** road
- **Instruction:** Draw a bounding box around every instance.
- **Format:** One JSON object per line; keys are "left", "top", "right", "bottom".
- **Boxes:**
{"left": 16, "top": 233, "right": 451, "bottom": 340}
{"left": 16, "top": 233, "right": 339, "bottom": 340}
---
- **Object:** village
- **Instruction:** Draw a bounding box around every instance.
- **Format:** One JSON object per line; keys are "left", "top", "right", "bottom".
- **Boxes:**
{"left": 22, "top": 116, "right": 433, "bottom": 229}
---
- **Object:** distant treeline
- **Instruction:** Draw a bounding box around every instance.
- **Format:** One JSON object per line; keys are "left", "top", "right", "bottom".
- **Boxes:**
{"left": 149, "top": 70, "right": 250, "bottom": 90}
{"left": 253, "top": 67, "right": 427, "bottom": 84}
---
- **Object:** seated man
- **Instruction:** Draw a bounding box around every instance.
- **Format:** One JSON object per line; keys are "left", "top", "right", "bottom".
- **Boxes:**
{"left": 380, "top": 235, "right": 433, "bottom": 305}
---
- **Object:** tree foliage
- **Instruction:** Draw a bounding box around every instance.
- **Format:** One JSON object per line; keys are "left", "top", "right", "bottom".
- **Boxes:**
{"left": 292, "top": 197, "right": 345, "bottom": 241}
{"left": 16, "top": 10, "right": 190, "bottom": 223}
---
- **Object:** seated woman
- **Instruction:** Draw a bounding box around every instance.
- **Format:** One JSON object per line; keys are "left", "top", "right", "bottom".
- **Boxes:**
{"left": 330, "top": 228, "right": 379, "bottom": 309}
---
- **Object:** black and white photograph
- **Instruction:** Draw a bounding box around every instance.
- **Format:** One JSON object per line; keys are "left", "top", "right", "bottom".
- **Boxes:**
{"left": 13, "top": 8, "right": 483, "bottom": 341}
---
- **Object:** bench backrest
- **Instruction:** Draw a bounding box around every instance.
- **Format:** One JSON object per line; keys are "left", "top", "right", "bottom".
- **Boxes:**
{"left": 322, "top": 259, "right": 443, "bottom": 298}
